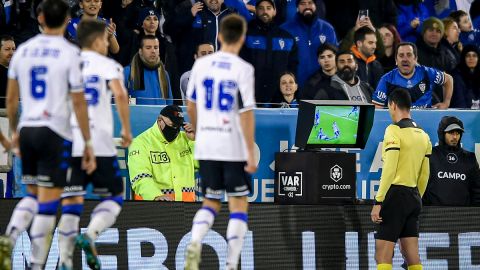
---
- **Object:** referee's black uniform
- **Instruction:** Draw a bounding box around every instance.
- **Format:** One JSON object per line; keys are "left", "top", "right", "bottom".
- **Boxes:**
{"left": 375, "top": 118, "right": 432, "bottom": 242}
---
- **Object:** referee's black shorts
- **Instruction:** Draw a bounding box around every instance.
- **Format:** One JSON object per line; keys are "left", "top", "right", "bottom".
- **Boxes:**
{"left": 375, "top": 185, "right": 422, "bottom": 242}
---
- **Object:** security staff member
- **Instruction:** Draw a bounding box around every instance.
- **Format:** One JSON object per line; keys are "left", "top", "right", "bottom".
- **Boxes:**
{"left": 128, "top": 105, "right": 196, "bottom": 201}
{"left": 371, "top": 88, "right": 432, "bottom": 270}
{"left": 423, "top": 116, "right": 480, "bottom": 206}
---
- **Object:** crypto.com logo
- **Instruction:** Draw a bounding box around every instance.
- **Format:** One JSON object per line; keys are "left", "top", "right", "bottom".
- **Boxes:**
{"left": 330, "top": 165, "right": 343, "bottom": 182}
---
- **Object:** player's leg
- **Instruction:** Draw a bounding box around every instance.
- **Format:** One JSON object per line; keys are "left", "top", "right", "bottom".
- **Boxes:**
{"left": 58, "top": 196, "right": 84, "bottom": 270}
{"left": 30, "top": 128, "right": 73, "bottom": 270}
{"left": 77, "top": 157, "right": 124, "bottom": 270}
{"left": 226, "top": 196, "right": 248, "bottom": 270}
{"left": 375, "top": 239, "right": 395, "bottom": 269}
{"left": 224, "top": 161, "right": 251, "bottom": 270}
{"left": 399, "top": 237, "right": 421, "bottom": 269}
{"left": 185, "top": 160, "right": 223, "bottom": 270}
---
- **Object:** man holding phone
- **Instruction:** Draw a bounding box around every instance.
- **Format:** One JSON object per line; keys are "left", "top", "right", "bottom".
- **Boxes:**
{"left": 127, "top": 105, "right": 197, "bottom": 201}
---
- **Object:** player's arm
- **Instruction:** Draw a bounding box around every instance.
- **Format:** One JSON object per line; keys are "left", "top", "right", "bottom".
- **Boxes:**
{"left": 186, "top": 65, "right": 198, "bottom": 130}
{"left": 240, "top": 109, "right": 256, "bottom": 173}
{"left": 6, "top": 78, "right": 19, "bottom": 133}
{"left": 375, "top": 126, "right": 400, "bottom": 203}
{"left": 128, "top": 141, "right": 163, "bottom": 200}
{"left": 71, "top": 91, "right": 96, "bottom": 174}
{"left": 187, "top": 101, "right": 197, "bottom": 131}
{"left": 110, "top": 79, "right": 132, "bottom": 147}
{"left": 417, "top": 139, "right": 432, "bottom": 197}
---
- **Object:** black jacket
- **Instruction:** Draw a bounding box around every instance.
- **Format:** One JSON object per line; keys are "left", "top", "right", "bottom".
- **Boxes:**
{"left": 302, "top": 70, "right": 333, "bottom": 100}
{"left": 416, "top": 38, "right": 456, "bottom": 72}
{"left": 423, "top": 116, "right": 480, "bottom": 206}
{"left": 240, "top": 19, "right": 298, "bottom": 104}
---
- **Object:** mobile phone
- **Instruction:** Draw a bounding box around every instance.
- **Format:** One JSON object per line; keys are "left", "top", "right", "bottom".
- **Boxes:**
{"left": 358, "top": 9, "right": 369, "bottom": 21}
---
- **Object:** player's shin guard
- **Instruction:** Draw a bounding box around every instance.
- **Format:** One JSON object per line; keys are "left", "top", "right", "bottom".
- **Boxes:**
{"left": 226, "top": 212, "right": 248, "bottom": 269}
{"left": 377, "top": 263, "right": 393, "bottom": 270}
{"left": 190, "top": 207, "right": 217, "bottom": 243}
{"left": 30, "top": 200, "right": 59, "bottom": 267}
{"left": 408, "top": 264, "right": 423, "bottom": 270}
{"left": 86, "top": 196, "right": 122, "bottom": 241}
{"left": 58, "top": 204, "right": 83, "bottom": 268}
{"left": 5, "top": 194, "right": 38, "bottom": 242}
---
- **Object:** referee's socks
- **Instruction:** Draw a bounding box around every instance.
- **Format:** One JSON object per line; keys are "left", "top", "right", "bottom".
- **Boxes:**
{"left": 377, "top": 264, "right": 392, "bottom": 270}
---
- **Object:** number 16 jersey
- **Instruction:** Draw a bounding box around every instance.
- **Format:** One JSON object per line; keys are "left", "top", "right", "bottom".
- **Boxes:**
{"left": 186, "top": 51, "right": 256, "bottom": 162}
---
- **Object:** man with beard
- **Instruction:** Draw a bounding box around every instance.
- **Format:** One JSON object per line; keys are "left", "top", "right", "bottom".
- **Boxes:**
{"left": 312, "top": 51, "right": 373, "bottom": 102}
{"left": 373, "top": 42, "right": 453, "bottom": 109}
{"left": 124, "top": 35, "right": 173, "bottom": 105}
{"left": 281, "top": 0, "right": 337, "bottom": 88}
{"left": 351, "top": 26, "right": 384, "bottom": 89}
{"left": 0, "top": 35, "right": 14, "bottom": 108}
{"left": 422, "top": 116, "right": 480, "bottom": 206}
{"left": 240, "top": 0, "right": 297, "bottom": 106}
{"left": 128, "top": 105, "right": 196, "bottom": 201}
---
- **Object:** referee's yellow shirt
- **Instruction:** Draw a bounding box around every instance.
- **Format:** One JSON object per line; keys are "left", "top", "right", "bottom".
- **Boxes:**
{"left": 375, "top": 118, "right": 432, "bottom": 203}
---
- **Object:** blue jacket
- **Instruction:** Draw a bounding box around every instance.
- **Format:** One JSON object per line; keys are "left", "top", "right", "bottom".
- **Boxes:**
{"left": 396, "top": 3, "right": 430, "bottom": 43}
{"left": 281, "top": 14, "right": 337, "bottom": 87}
{"left": 460, "top": 29, "right": 480, "bottom": 48}
{"left": 124, "top": 66, "right": 173, "bottom": 105}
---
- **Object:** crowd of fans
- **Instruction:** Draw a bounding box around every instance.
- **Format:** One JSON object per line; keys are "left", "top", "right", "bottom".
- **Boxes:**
{"left": 2, "top": 0, "right": 480, "bottom": 108}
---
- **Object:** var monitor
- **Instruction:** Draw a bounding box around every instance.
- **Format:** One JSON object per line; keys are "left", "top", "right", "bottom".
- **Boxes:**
{"left": 295, "top": 100, "right": 375, "bottom": 150}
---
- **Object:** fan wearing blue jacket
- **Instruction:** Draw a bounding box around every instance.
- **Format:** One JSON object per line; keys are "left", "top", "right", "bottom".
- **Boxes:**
{"left": 281, "top": 0, "right": 337, "bottom": 89}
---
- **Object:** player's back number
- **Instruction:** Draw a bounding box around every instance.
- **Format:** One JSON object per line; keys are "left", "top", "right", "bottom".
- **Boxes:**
{"left": 202, "top": 78, "right": 236, "bottom": 112}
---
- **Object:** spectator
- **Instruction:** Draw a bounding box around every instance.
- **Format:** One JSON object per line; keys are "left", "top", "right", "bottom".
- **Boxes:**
{"left": 192, "top": 0, "right": 235, "bottom": 51}
{"left": 66, "top": 0, "right": 120, "bottom": 54}
{"left": 423, "top": 0, "right": 459, "bottom": 19}
{"left": 312, "top": 51, "right": 373, "bottom": 102}
{"left": 450, "top": 10, "right": 480, "bottom": 48}
{"left": 111, "top": 0, "right": 142, "bottom": 66}
{"left": 394, "top": 0, "right": 430, "bottom": 43}
{"left": 378, "top": 24, "right": 402, "bottom": 73}
{"left": 457, "top": 44, "right": 480, "bottom": 108}
{"left": 442, "top": 17, "right": 462, "bottom": 67}
{"left": 416, "top": 17, "right": 456, "bottom": 73}
{"left": 240, "top": 0, "right": 298, "bottom": 105}
{"left": 373, "top": 42, "right": 453, "bottom": 109}
{"left": 180, "top": 42, "right": 215, "bottom": 103}
{"left": 276, "top": 71, "right": 299, "bottom": 108}
{"left": 350, "top": 26, "right": 384, "bottom": 89}
{"left": 471, "top": 0, "right": 480, "bottom": 29}
{"left": 275, "top": 0, "right": 326, "bottom": 25}
{"left": 0, "top": 35, "right": 14, "bottom": 108}
{"left": 338, "top": 14, "right": 385, "bottom": 58}
{"left": 128, "top": 105, "right": 196, "bottom": 201}
{"left": 423, "top": 116, "right": 480, "bottom": 206}
{"left": 324, "top": 0, "right": 398, "bottom": 41}
{"left": 303, "top": 43, "right": 337, "bottom": 100}
{"left": 124, "top": 35, "right": 173, "bottom": 105}
{"left": 281, "top": 0, "right": 337, "bottom": 87}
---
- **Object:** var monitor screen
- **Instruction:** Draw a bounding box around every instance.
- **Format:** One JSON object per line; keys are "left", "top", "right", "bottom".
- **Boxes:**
{"left": 295, "top": 100, "right": 375, "bottom": 149}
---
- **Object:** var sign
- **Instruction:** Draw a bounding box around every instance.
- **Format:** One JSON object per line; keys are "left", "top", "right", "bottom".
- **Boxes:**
{"left": 278, "top": 172, "right": 303, "bottom": 197}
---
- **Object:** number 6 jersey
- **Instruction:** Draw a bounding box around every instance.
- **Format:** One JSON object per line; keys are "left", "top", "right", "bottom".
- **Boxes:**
{"left": 71, "top": 51, "right": 124, "bottom": 157}
{"left": 186, "top": 51, "right": 256, "bottom": 161}
{"left": 8, "top": 34, "right": 83, "bottom": 140}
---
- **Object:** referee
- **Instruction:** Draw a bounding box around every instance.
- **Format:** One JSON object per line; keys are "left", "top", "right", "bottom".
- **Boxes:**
{"left": 371, "top": 88, "right": 432, "bottom": 270}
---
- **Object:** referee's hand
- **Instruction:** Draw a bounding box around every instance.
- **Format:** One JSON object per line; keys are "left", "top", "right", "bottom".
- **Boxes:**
{"left": 371, "top": 205, "right": 383, "bottom": 223}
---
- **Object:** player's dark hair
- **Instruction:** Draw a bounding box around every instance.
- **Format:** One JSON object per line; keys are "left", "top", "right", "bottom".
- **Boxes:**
{"left": 219, "top": 14, "right": 246, "bottom": 45}
{"left": 140, "top": 35, "right": 159, "bottom": 48}
{"left": 395, "top": 42, "right": 418, "bottom": 58}
{"left": 317, "top": 43, "right": 337, "bottom": 57}
{"left": 39, "top": 0, "right": 70, "bottom": 28}
{"left": 77, "top": 20, "right": 106, "bottom": 48}
{"left": 388, "top": 88, "right": 412, "bottom": 110}
{"left": 0, "top": 35, "right": 14, "bottom": 49}
{"left": 354, "top": 26, "right": 376, "bottom": 43}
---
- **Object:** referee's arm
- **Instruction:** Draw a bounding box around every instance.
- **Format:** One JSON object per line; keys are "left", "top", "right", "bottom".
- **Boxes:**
{"left": 375, "top": 126, "right": 400, "bottom": 203}
{"left": 417, "top": 140, "right": 432, "bottom": 197}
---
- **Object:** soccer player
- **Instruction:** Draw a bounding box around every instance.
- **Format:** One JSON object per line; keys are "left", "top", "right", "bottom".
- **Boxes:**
{"left": 184, "top": 14, "right": 257, "bottom": 270}
{"left": 57, "top": 19, "right": 132, "bottom": 270}
{"left": 371, "top": 88, "right": 432, "bottom": 270}
{"left": 348, "top": 105, "right": 358, "bottom": 118}
{"left": 332, "top": 121, "right": 340, "bottom": 139}
{"left": 314, "top": 109, "right": 320, "bottom": 127}
{"left": 0, "top": 1, "right": 96, "bottom": 269}
{"left": 316, "top": 127, "right": 330, "bottom": 141}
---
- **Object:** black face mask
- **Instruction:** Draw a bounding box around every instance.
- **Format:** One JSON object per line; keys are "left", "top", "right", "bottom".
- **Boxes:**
{"left": 162, "top": 124, "right": 180, "bottom": 142}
